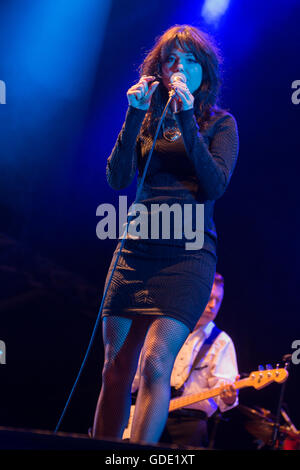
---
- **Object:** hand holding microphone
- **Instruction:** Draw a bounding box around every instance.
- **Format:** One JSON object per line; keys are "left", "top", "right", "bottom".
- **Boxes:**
{"left": 169, "top": 72, "right": 194, "bottom": 112}
{"left": 126, "top": 72, "right": 194, "bottom": 113}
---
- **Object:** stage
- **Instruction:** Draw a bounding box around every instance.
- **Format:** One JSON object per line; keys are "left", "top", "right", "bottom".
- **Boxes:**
{"left": 0, "top": 426, "right": 203, "bottom": 451}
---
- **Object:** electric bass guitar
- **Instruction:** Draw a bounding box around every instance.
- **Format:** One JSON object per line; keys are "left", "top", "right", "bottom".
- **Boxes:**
{"left": 122, "top": 367, "right": 288, "bottom": 439}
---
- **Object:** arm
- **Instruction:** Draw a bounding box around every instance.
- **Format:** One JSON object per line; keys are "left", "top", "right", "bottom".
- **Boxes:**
{"left": 182, "top": 334, "right": 239, "bottom": 415}
{"left": 207, "top": 338, "right": 239, "bottom": 413}
{"left": 175, "top": 110, "right": 239, "bottom": 200}
{"left": 106, "top": 75, "right": 159, "bottom": 190}
{"left": 106, "top": 106, "right": 146, "bottom": 190}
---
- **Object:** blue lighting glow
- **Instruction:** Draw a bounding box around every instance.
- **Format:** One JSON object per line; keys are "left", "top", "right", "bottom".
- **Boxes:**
{"left": 201, "top": 0, "right": 231, "bottom": 25}
{"left": 1, "top": 0, "right": 112, "bottom": 138}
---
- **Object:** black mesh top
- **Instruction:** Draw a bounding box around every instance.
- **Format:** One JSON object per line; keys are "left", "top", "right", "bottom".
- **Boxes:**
{"left": 106, "top": 106, "right": 239, "bottom": 254}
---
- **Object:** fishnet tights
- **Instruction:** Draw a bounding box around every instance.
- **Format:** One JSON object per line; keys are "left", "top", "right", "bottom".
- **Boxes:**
{"left": 92, "top": 315, "right": 189, "bottom": 444}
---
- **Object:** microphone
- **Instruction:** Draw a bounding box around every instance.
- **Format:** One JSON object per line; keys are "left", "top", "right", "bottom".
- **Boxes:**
{"left": 169, "top": 72, "right": 186, "bottom": 113}
{"left": 169, "top": 72, "right": 187, "bottom": 97}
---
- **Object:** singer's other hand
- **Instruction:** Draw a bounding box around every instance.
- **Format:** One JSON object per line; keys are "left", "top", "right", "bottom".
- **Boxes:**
{"left": 171, "top": 81, "right": 194, "bottom": 112}
{"left": 127, "top": 76, "right": 159, "bottom": 111}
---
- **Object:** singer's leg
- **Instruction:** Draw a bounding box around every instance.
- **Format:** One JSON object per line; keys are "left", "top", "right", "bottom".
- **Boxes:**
{"left": 130, "top": 317, "right": 189, "bottom": 444}
{"left": 92, "top": 315, "right": 151, "bottom": 439}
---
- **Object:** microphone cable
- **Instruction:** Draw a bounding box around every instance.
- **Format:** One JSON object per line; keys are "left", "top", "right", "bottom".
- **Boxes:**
{"left": 54, "top": 93, "right": 174, "bottom": 433}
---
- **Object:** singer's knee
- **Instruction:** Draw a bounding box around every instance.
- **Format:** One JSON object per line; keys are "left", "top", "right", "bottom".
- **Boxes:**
{"left": 102, "top": 352, "right": 134, "bottom": 390}
{"left": 140, "top": 347, "right": 171, "bottom": 386}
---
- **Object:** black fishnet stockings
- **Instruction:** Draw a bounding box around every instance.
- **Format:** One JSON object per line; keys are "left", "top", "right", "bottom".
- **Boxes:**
{"left": 92, "top": 315, "right": 189, "bottom": 444}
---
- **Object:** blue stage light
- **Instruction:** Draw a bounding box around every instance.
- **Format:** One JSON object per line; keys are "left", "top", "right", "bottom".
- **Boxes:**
{"left": 1, "top": 0, "right": 112, "bottom": 130}
{"left": 201, "top": 0, "right": 231, "bottom": 25}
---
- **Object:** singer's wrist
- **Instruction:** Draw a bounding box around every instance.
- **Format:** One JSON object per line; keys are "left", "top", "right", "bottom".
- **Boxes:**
{"left": 127, "top": 98, "right": 151, "bottom": 111}
{"left": 174, "top": 107, "right": 194, "bottom": 118}
{"left": 130, "top": 104, "right": 150, "bottom": 111}
{"left": 127, "top": 105, "right": 148, "bottom": 115}
{"left": 171, "top": 100, "right": 193, "bottom": 113}
{"left": 181, "top": 104, "right": 194, "bottom": 111}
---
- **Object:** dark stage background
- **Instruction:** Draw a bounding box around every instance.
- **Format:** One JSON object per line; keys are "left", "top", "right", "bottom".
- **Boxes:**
{"left": 0, "top": 0, "right": 299, "bottom": 449}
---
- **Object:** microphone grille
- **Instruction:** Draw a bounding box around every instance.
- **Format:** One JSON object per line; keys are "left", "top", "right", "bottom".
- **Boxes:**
{"left": 170, "top": 72, "right": 187, "bottom": 84}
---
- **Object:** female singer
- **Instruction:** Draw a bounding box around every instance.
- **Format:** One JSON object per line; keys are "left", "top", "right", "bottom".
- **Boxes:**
{"left": 92, "top": 24, "right": 239, "bottom": 444}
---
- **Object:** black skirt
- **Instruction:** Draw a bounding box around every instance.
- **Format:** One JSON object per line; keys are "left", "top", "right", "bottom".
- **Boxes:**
{"left": 101, "top": 238, "right": 217, "bottom": 332}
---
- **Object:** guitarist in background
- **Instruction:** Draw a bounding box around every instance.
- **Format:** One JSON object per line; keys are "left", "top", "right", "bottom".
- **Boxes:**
{"left": 131, "top": 272, "right": 239, "bottom": 448}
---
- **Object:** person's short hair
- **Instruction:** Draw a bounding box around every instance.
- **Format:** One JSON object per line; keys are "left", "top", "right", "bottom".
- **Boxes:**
{"left": 214, "top": 272, "right": 224, "bottom": 289}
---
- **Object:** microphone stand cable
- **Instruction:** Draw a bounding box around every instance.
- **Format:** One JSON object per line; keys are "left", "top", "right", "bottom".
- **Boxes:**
{"left": 54, "top": 94, "right": 174, "bottom": 434}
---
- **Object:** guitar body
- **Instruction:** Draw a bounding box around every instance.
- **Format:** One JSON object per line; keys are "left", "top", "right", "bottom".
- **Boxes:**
{"left": 122, "top": 368, "right": 288, "bottom": 440}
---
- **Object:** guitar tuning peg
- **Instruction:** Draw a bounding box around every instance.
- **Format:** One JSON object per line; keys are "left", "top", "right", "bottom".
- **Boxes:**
{"left": 266, "top": 364, "right": 272, "bottom": 370}
{"left": 276, "top": 363, "right": 280, "bottom": 369}
{"left": 282, "top": 355, "right": 292, "bottom": 370}
{"left": 258, "top": 365, "right": 264, "bottom": 371}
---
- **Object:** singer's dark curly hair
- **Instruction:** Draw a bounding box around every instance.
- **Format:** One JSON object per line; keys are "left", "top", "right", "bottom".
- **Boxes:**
{"left": 139, "top": 24, "right": 226, "bottom": 136}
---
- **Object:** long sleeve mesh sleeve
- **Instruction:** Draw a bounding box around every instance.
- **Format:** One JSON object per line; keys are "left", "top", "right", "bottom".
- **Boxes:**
{"left": 175, "top": 109, "right": 239, "bottom": 200}
{"left": 106, "top": 106, "right": 147, "bottom": 190}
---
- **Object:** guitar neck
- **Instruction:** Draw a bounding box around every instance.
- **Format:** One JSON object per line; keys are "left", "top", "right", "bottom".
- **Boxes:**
{"left": 169, "top": 377, "right": 249, "bottom": 412}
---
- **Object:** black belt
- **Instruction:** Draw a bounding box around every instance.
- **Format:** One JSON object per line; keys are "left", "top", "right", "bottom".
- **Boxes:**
{"left": 169, "top": 408, "right": 207, "bottom": 420}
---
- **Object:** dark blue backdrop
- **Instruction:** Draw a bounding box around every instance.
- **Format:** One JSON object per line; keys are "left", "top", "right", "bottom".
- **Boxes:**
{"left": 0, "top": 0, "right": 299, "bottom": 448}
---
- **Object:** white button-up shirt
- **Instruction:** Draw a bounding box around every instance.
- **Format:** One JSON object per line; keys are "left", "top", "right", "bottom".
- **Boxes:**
{"left": 132, "top": 321, "right": 239, "bottom": 417}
